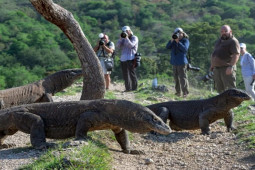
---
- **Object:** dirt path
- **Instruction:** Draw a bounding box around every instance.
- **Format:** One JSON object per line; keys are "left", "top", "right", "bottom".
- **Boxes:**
{"left": 0, "top": 83, "right": 255, "bottom": 169}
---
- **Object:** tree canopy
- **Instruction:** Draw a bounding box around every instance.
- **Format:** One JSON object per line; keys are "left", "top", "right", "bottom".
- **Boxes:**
{"left": 1, "top": 0, "right": 255, "bottom": 89}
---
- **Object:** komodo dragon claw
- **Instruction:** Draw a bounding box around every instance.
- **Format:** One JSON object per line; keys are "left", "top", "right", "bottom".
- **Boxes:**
{"left": 0, "top": 143, "right": 16, "bottom": 149}
{"left": 123, "top": 149, "right": 145, "bottom": 155}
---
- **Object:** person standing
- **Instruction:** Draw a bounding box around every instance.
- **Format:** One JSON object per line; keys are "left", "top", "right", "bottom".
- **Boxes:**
{"left": 240, "top": 43, "right": 255, "bottom": 100}
{"left": 117, "top": 26, "right": 139, "bottom": 92}
{"left": 166, "top": 27, "right": 190, "bottom": 97}
{"left": 210, "top": 25, "right": 240, "bottom": 93}
{"left": 94, "top": 33, "right": 115, "bottom": 90}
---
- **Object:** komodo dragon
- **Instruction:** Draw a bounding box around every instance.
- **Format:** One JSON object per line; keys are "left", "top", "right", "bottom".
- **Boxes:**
{"left": 0, "top": 69, "right": 82, "bottom": 109}
{"left": 0, "top": 99, "right": 171, "bottom": 154}
{"left": 147, "top": 89, "right": 250, "bottom": 135}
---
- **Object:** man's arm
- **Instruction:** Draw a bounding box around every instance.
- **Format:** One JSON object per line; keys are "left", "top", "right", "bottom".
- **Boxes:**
{"left": 226, "top": 53, "right": 240, "bottom": 75}
{"left": 177, "top": 39, "right": 189, "bottom": 53}
{"left": 166, "top": 40, "right": 174, "bottom": 49}
{"left": 93, "top": 42, "right": 100, "bottom": 52}
{"left": 124, "top": 36, "right": 138, "bottom": 49}
{"left": 102, "top": 44, "right": 114, "bottom": 54}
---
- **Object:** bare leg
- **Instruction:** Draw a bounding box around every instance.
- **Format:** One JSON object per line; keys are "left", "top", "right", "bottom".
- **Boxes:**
{"left": 0, "top": 99, "right": 5, "bottom": 109}
{"left": 105, "top": 74, "right": 111, "bottom": 89}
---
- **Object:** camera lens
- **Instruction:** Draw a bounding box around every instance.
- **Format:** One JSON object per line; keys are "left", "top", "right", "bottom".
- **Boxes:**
{"left": 121, "top": 32, "right": 127, "bottom": 38}
{"left": 172, "top": 33, "right": 179, "bottom": 39}
{"left": 202, "top": 72, "right": 214, "bottom": 82}
{"left": 99, "top": 40, "right": 105, "bottom": 45}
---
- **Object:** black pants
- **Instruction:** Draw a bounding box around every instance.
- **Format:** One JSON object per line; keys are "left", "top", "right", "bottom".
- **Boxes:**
{"left": 121, "top": 60, "right": 138, "bottom": 91}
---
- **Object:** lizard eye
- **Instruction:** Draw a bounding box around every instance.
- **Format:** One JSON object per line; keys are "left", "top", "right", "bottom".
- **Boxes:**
{"left": 153, "top": 117, "right": 158, "bottom": 122}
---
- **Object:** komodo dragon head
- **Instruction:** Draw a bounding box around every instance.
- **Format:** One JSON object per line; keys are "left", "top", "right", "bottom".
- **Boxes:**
{"left": 220, "top": 88, "right": 251, "bottom": 106}
{"left": 42, "top": 69, "right": 82, "bottom": 94}
{"left": 100, "top": 99, "right": 171, "bottom": 135}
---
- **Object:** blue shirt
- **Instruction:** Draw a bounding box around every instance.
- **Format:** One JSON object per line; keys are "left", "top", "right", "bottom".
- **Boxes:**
{"left": 166, "top": 38, "right": 189, "bottom": 65}
{"left": 117, "top": 35, "right": 138, "bottom": 62}
{"left": 240, "top": 52, "right": 255, "bottom": 77}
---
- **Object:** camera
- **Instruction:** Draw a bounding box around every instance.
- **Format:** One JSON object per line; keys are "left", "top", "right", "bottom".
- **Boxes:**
{"left": 187, "top": 63, "right": 200, "bottom": 72}
{"left": 134, "top": 53, "right": 142, "bottom": 68}
{"left": 121, "top": 31, "right": 128, "bottom": 38}
{"left": 99, "top": 39, "right": 105, "bottom": 45}
{"left": 172, "top": 32, "right": 180, "bottom": 39}
{"left": 201, "top": 72, "right": 214, "bottom": 82}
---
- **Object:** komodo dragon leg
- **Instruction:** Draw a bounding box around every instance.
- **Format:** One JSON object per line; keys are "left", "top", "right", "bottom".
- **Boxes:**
{"left": 0, "top": 131, "right": 17, "bottom": 149}
{"left": 199, "top": 109, "right": 216, "bottom": 135}
{"left": 157, "top": 107, "right": 169, "bottom": 123}
{"left": 224, "top": 110, "right": 236, "bottom": 132}
{"left": 39, "top": 93, "right": 53, "bottom": 102}
{"left": 12, "top": 111, "right": 47, "bottom": 149}
{"left": 75, "top": 111, "right": 144, "bottom": 154}
{"left": 112, "top": 128, "right": 144, "bottom": 155}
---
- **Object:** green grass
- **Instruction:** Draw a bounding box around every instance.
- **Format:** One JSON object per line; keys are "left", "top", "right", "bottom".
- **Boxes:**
{"left": 233, "top": 100, "right": 255, "bottom": 149}
{"left": 104, "top": 90, "right": 117, "bottom": 99}
{"left": 55, "top": 83, "right": 82, "bottom": 96}
{"left": 20, "top": 138, "right": 112, "bottom": 170}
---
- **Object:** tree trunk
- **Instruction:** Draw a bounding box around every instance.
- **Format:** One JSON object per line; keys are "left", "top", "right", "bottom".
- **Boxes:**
{"left": 29, "top": 0, "right": 105, "bottom": 100}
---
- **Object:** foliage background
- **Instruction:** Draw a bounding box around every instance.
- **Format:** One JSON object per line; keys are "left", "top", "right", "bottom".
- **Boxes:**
{"left": 1, "top": 0, "right": 255, "bottom": 89}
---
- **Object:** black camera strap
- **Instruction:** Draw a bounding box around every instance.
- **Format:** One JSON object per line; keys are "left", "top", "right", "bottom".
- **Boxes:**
{"left": 102, "top": 41, "right": 116, "bottom": 59}
{"left": 102, "top": 47, "right": 106, "bottom": 58}
{"left": 188, "top": 50, "right": 191, "bottom": 64}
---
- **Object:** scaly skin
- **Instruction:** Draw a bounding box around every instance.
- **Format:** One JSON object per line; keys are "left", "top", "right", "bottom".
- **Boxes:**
{"left": 147, "top": 89, "right": 251, "bottom": 135}
{"left": 0, "top": 69, "right": 82, "bottom": 109}
{"left": 0, "top": 99, "right": 171, "bottom": 154}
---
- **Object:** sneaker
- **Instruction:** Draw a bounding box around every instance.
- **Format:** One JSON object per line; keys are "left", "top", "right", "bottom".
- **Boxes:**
{"left": 183, "top": 92, "right": 189, "bottom": 98}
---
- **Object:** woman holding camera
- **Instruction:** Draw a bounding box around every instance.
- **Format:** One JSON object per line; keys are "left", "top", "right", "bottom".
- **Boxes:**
{"left": 94, "top": 33, "right": 115, "bottom": 90}
{"left": 117, "top": 26, "right": 139, "bottom": 92}
{"left": 166, "top": 27, "right": 190, "bottom": 97}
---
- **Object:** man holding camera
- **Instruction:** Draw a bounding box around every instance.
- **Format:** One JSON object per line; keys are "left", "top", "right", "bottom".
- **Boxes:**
{"left": 93, "top": 33, "right": 115, "bottom": 90}
{"left": 117, "top": 26, "right": 139, "bottom": 92}
{"left": 166, "top": 27, "right": 190, "bottom": 97}
{"left": 210, "top": 25, "right": 240, "bottom": 93}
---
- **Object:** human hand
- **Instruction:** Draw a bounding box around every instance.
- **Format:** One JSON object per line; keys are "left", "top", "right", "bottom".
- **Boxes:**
{"left": 174, "top": 39, "right": 179, "bottom": 43}
{"left": 225, "top": 66, "right": 233, "bottom": 75}
{"left": 210, "top": 65, "right": 214, "bottom": 72}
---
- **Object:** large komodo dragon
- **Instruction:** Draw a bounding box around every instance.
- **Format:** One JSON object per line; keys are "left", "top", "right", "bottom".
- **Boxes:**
{"left": 0, "top": 99, "right": 171, "bottom": 154}
{"left": 0, "top": 69, "right": 82, "bottom": 109}
{"left": 147, "top": 89, "right": 250, "bottom": 135}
